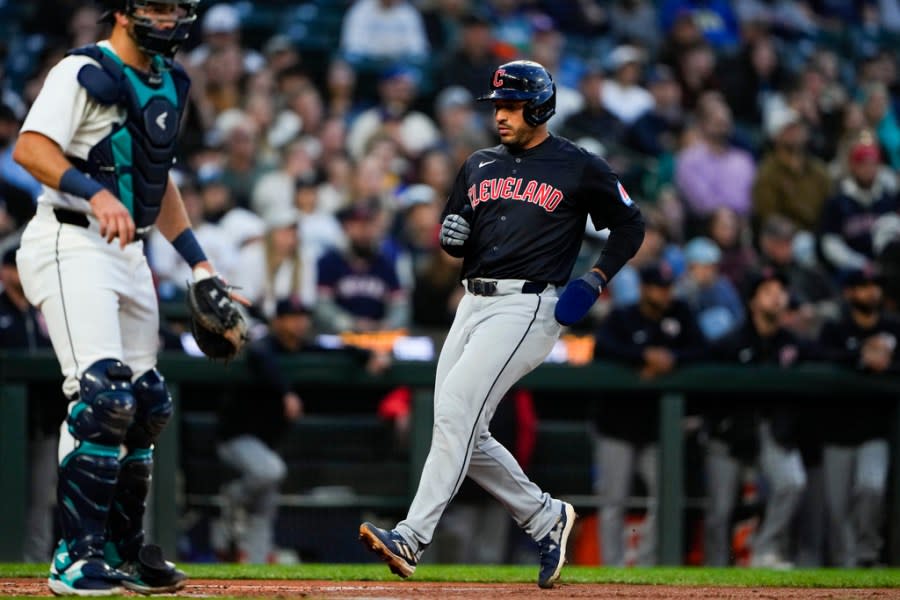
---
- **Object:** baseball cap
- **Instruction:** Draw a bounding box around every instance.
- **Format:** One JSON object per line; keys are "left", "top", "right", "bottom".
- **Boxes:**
{"left": 262, "top": 205, "right": 301, "bottom": 232}
{"left": 841, "top": 266, "right": 884, "bottom": 288}
{"left": 202, "top": 3, "right": 240, "bottom": 34}
{"left": 435, "top": 86, "right": 473, "bottom": 113}
{"left": 744, "top": 266, "right": 789, "bottom": 300}
{"left": 607, "top": 45, "right": 645, "bottom": 72}
{"left": 275, "top": 295, "right": 311, "bottom": 318}
{"left": 765, "top": 106, "right": 803, "bottom": 139}
{"left": 398, "top": 184, "right": 436, "bottom": 210}
{"left": 760, "top": 215, "right": 797, "bottom": 241}
{"left": 849, "top": 135, "right": 882, "bottom": 164}
{"left": 337, "top": 201, "right": 379, "bottom": 224}
{"left": 639, "top": 261, "right": 675, "bottom": 287}
{"left": 684, "top": 237, "right": 722, "bottom": 265}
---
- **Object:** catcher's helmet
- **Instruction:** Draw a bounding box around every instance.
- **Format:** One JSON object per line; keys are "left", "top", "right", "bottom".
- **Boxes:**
{"left": 97, "top": 0, "right": 199, "bottom": 58}
{"left": 477, "top": 60, "right": 556, "bottom": 127}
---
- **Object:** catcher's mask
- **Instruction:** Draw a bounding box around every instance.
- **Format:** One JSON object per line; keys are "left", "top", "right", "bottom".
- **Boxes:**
{"left": 477, "top": 60, "right": 556, "bottom": 127}
{"left": 98, "top": 0, "right": 199, "bottom": 58}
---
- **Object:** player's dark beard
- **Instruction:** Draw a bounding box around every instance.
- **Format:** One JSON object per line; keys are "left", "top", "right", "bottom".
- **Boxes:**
{"left": 850, "top": 298, "right": 880, "bottom": 315}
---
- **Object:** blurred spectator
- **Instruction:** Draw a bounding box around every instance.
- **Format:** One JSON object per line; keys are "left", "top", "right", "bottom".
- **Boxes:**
{"left": 411, "top": 244, "right": 463, "bottom": 331}
{"left": 607, "top": 208, "right": 684, "bottom": 308}
{"left": 217, "top": 111, "right": 271, "bottom": 209}
{"left": 385, "top": 184, "right": 441, "bottom": 289}
{"left": 718, "top": 34, "right": 788, "bottom": 129}
{"left": 214, "top": 297, "right": 308, "bottom": 563}
{"left": 659, "top": 0, "right": 740, "bottom": 50}
{"left": 860, "top": 82, "right": 900, "bottom": 170}
{"left": 706, "top": 206, "right": 758, "bottom": 290}
{"left": 627, "top": 64, "right": 685, "bottom": 158}
{"left": 486, "top": 0, "right": 537, "bottom": 57}
{"left": 758, "top": 215, "right": 838, "bottom": 339}
{"left": 189, "top": 3, "right": 264, "bottom": 74}
{"left": 251, "top": 139, "right": 319, "bottom": 219}
{"left": 592, "top": 261, "right": 706, "bottom": 566}
{"left": 148, "top": 174, "right": 236, "bottom": 297}
{"left": 0, "top": 244, "right": 65, "bottom": 562}
{"left": 602, "top": 45, "right": 654, "bottom": 125}
{"left": 0, "top": 101, "right": 40, "bottom": 228}
{"left": 262, "top": 34, "right": 300, "bottom": 74}
{"left": 830, "top": 102, "right": 871, "bottom": 179}
{"left": 711, "top": 268, "right": 808, "bottom": 569}
{"left": 295, "top": 177, "right": 344, "bottom": 263}
{"left": 346, "top": 65, "right": 440, "bottom": 161}
{"left": 324, "top": 59, "right": 359, "bottom": 122}
{"left": 317, "top": 152, "right": 354, "bottom": 216}
{"left": 675, "top": 94, "right": 756, "bottom": 220}
{"left": 432, "top": 85, "right": 492, "bottom": 156}
{"left": 527, "top": 14, "right": 585, "bottom": 126}
{"left": 340, "top": 0, "right": 429, "bottom": 64}
{"left": 820, "top": 135, "right": 899, "bottom": 273}
{"left": 315, "top": 202, "right": 408, "bottom": 333}
{"left": 440, "top": 9, "right": 503, "bottom": 109}
{"left": 559, "top": 67, "right": 626, "bottom": 152}
{"left": 609, "top": 0, "right": 660, "bottom": 53}
{"left": 674, "top": 41, "right": 719, "bottom": 111}
{"left": 676, "top": 236, "right": 745, "bottom": 341}
{"left": 819, "top": 268, "right": 899, "bottom": 566}
{"left": 752, "top": 106, "right": 831, "bottom": 236}
{"left": 231, "top": 207, "right": 318, "bottom": 320}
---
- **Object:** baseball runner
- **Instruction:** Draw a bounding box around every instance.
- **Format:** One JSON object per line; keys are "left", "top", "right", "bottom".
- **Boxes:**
{"left": 359, "top": 60, "right": 645, "bottom": 588}
{"left": 13, "top": 0, "right": 246, "bottom": 595}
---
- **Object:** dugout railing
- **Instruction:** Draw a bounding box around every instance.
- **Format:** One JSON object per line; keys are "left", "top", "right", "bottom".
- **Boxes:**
{"left": 2, "top": 350, "right": 899, "bottom": 565}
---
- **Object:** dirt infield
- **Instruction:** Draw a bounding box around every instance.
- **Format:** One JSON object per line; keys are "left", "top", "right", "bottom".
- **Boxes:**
{"left": 1, "top": 578, "right": 896, "bottom": 599}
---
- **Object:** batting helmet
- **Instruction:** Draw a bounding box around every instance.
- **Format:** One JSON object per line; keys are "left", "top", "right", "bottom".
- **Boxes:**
{"left": 97, "top": 0, "right": 199, "bottom": 58}
{"left": 477, "top": 60, "right": 556, "bottom": 127}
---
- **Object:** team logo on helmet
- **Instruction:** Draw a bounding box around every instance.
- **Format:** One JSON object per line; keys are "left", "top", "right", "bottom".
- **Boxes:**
{"left": 492, "top": 69, "right": 506, "bottom": 88}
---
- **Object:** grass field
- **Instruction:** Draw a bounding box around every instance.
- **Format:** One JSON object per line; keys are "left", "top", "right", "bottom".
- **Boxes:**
{"left": 2, "top": 562, "right": 900, "bottom": 588}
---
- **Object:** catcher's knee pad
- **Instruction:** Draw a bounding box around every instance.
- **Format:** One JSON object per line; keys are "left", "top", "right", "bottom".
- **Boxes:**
{"left": 127, "top": 368, "right": 173, "bottom": 448}
{"left": 58, "top": 359, "right": 136, "bottom": 559}
{"left": 69, "top": 358, "right": 137, "bottom": 446}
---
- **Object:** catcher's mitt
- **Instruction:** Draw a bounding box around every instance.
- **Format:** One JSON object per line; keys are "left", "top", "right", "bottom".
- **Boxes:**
{"left": 186, "top": 275, "right": 248, "bottom": 361}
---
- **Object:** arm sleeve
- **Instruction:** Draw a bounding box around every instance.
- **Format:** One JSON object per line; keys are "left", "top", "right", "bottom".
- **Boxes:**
{"left": 439, "top": 163, "right": 472, "bottom": 258}
{"left": 581, "top": 156, "right": 645, "bottom": 281}
{"left": 20, "top": 56, "right": 92, "bottom": 152}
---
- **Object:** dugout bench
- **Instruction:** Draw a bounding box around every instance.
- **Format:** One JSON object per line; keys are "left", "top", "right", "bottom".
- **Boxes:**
{"left": 2, "top": 350, "right": 900, "bottom": 565}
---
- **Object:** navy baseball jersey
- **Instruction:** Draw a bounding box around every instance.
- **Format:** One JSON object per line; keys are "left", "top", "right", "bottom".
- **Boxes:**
{"left": 441, "top": 134, "right": 641, "bottom": 285}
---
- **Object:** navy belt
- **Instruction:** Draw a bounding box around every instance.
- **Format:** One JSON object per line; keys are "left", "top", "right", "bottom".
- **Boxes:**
{"left": 467, "top": 279, "right": 548, "bottom": 296}
{"left": 53, "top": 207, "right": 150, "bottom": 242}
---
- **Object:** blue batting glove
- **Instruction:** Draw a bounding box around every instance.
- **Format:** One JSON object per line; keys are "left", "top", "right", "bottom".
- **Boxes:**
{"left": 554, "top": 270, "right": 605, "bottom": 326}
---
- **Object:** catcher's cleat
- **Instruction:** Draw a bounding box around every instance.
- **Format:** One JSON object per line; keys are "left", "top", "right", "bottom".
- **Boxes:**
{"left": 48, "top": 541, "right": 128, "bottom": 597}
{"left": 116, "top": 544, "right": 187, "bottom": 595}
{"left": 358, "top": 522, "right": 417, "bottom": 578}
{"left": 537, "top": 502, "right": 577, "bottom": 589}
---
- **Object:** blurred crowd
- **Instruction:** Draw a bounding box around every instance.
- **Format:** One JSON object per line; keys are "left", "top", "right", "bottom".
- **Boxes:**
{"left": 1, "top": 0, "right": 900, "bottom": 569}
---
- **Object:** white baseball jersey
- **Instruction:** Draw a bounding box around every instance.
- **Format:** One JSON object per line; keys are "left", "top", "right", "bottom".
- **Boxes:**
{"left": 17, "top": 40, "right": 160, "bottom": 399}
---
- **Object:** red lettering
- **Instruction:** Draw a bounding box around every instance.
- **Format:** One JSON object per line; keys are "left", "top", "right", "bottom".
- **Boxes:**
{"left": 467, "top": 184, "right": 478, "bottom": 206}
{"left": 522, "top": 180, "right": 537, "bottom": 203}
{"left": 534, "top": 183, "right": 554, "bottom": 207}
{"left": 545, "top": 190, "right": 564, "bottom": 211}
{"left": 490, "top": 178, "right": 504, "bottom": 200}
{"left": 479, "top": 180, "right": 491, "bottom": 202}
{"left": 502, "top": 177, "right": 515, "bottom": 198}
{"left": 511, "top": 178, "right": 524, "bottom": 200}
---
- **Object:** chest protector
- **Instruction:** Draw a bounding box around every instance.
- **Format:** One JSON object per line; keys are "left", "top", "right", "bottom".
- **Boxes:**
{"left": 67, "top": 45, "right": 190, "bottom": 228}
